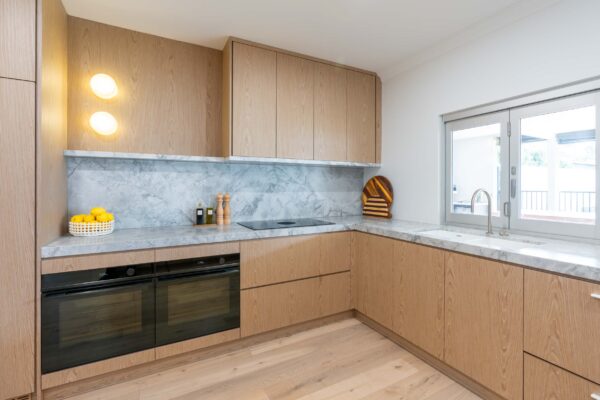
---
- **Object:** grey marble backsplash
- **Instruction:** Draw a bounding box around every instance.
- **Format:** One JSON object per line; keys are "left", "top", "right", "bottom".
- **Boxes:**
{"left": 67, "top": 157, "right": 364, "bottom": 229}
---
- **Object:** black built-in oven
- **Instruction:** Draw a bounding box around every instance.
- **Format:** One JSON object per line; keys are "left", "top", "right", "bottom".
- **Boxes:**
{"left": 41, "top": 264, "right": 156, "bottom": 374}
{"left": 155, "top": 254, "right": 240, "bottom": 346}
{"left": 41, "top": 254, "right": 241, "bottom": 374}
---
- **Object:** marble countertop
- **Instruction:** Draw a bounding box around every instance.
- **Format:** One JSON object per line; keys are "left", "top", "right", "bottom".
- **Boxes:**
{"left": 42, "top": 216, "right": 600, "bottom": 282}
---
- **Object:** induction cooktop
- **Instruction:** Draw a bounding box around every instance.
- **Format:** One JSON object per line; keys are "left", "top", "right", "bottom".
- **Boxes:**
{"left": 238, "top": 218, "right": 334, "bottom": 230}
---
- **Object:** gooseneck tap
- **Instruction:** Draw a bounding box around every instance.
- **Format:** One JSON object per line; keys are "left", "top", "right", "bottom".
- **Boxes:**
{"left": 471, "top": 188, "right": 493, "bottom": 235}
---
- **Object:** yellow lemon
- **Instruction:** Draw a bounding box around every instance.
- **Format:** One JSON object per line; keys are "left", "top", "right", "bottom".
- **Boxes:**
{"left": 96, "top": 213, "right": 110, "bottom": 223}
{"left": 106, "top": 213, "right": 115, "bottom": 222}
{"left": 90, "top": 207, "right": 107, "bottom": 216}
{"left": 83, "top": 214, "right": 96, "bottom": 223}
{"left": 70, "top": 215, "right": 85, "bottom": 223}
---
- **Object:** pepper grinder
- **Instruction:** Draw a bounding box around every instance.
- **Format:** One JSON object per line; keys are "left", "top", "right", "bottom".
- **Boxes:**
{"left": 224, "top": 193, "right": 231, "bottom": 225}
{"left": 216, "top": 193, "right": 224, "bottom": 225}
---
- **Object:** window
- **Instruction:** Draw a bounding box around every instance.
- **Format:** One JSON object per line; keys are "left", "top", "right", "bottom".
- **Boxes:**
{"left": 445, "top": 91, "right": 600, "bottom": 238}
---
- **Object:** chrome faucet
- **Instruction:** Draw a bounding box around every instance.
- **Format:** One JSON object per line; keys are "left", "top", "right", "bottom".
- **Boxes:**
{"left": 471, "top": 188, "right": 493, "bottom": 235}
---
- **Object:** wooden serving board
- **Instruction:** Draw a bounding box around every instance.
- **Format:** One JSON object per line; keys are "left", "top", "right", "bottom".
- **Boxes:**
{"left": 362, "top": 176, "right": 393, "bottom": 219}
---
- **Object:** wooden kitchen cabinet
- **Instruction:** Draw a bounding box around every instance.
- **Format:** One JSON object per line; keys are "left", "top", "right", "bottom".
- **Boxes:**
{"left": 346, "top": 70, "right": 376, "bottom": 163}
{"left": 0, "top": 79, "right": 36, "bottom": 400}
{"left": 524, "top": 269, "right": 600, "bottom": 384}
{"left": 277, "top": 53, "right": 315, "bottom": 159}
{"left": 232, "top": 42, "right": 277, "bottom": 157}
{"left": 241, "top": 232, "right": 350, "bottom": 289}
{"left": 392, "top": 242, "right": 445, "bottom": 359}
{"left": 0, "top": 0, "right": 36, "bottom": 81}
{"left": 314, "top": 63, "right": 347, "bottom": 161}
{"left": 524, "top": 354, "right": 600, "bottom": 400}
{"left": 352, "top": 233, "right": 394, "bottom": 329}
{"left": 241, "top": 272, "right": 350, "bottom": 336}
{"left": 444, "top": 252, "right": 523, "bottom": 400}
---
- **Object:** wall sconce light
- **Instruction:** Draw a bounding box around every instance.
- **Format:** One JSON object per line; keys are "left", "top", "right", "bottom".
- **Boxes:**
{"left": 90, "top": 111, "right": 118, "bottom": 136}
{"left": 90, "top": 73, "right": 118, "bottom": 99}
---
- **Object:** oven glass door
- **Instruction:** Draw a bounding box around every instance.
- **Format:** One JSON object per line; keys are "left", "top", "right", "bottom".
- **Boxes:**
{"left": 41, "top": 280, "right": 155, "bottom": 373}
{"left": 156, "top": 268, "right": 240, "bottom": 346}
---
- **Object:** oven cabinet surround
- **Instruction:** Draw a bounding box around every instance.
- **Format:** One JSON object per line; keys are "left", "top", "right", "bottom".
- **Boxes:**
{"left": 239, "top": 233, "right": 352, "bottom": 336}
{"left": 222, "top": 38, "right": 380, "bottom": 163}
{"left": 351, "top": 232, "right": 523, "bottom": 400}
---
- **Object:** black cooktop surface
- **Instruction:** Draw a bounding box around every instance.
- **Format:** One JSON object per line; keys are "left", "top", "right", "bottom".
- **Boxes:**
{"left": 238, "top": 218, "right": 334, "bottom": 230}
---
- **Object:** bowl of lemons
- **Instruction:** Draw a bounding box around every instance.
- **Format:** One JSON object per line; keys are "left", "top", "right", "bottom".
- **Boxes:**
{"left": 69, "top": 207, "right": 115, "bottom": 237}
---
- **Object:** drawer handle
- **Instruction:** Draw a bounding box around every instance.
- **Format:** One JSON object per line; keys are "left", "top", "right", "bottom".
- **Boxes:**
{"left": 591, "top": 293, "right": 600, "bottom": 300}
{"left": 591, "top": 393, "right": 600, "bottom": 400}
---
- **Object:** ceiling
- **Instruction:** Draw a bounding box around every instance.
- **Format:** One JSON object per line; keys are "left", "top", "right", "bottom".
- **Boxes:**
{"left": 62, "top": 0, "right": 556, "bottom": 79}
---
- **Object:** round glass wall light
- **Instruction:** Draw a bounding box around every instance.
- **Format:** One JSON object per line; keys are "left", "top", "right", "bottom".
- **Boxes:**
{"left": 90, "top": 111, "right": 118, "bottom": 136}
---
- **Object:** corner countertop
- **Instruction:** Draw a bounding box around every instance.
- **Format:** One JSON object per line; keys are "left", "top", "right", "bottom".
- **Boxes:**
{"left": 42, "top": 216, "right": 600, "bottom": 283}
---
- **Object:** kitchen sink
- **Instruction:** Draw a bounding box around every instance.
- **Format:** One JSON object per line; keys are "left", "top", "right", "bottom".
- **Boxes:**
{"left": 418, "top": 229, "right": 545, "bottom": 250}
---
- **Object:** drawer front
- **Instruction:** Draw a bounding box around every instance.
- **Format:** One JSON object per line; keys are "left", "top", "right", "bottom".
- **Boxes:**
{"left": 525, "top": 269, "right": 600, "bottom": 383}
{"left": 525, "top": 354, "right": 600, "bottom": 400}
{"left": 241, "top": 233, "right": 350, "bottom": 289}
{"left": 155, "top": 241, "right": 240, "bottom": 262}
{"left": 42, "top": 250, "right": 155, "bottom": 274}
{"left": 241, "top": 272, "right": 350, "bottom": 337}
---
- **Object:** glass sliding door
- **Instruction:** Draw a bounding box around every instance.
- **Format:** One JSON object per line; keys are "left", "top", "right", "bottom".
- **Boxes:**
{"left": 445, "top": 111, "right": 510, "bottom": 228}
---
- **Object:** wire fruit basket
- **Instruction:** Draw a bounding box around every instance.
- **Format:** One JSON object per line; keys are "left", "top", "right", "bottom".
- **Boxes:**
{"left": 69, "top": 220, "right": 115, "bottom": 237}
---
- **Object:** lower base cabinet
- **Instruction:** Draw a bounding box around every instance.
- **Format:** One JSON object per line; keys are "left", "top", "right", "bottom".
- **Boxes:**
{"left": 525, "top": 354, "right": 600, "bottom": 400}
{"left": 241, "top": 272, "right": 350, "bottom": 337}
{"left": 445, "top": 253, "right": 524, "bottom": 400}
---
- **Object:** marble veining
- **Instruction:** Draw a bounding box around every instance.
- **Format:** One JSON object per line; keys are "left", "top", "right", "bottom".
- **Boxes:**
{"left": 43, "top": 216, "right": 600, "bottom": 283}
{"left": 67, "top": 157, "right": 364, "bottom": 229}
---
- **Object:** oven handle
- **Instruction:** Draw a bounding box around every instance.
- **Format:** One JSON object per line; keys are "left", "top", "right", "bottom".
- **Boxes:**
{"left": 42, "top": 278, "right": 154, "bottom": 297}
{"left": 156, "top": 267, "right": 240, "bottom": 282}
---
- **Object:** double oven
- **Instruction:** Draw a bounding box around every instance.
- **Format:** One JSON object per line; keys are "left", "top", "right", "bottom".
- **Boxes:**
{"left": 41, "top": 254, "right": 240, "bottom": 374}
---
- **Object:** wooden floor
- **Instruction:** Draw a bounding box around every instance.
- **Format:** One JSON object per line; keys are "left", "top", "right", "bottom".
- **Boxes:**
{"left": 65, "top": 319, "right": 480, "bottom": 400}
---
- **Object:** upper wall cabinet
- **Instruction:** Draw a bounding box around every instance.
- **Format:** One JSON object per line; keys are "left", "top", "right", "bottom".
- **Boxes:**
{"left": 223, "top": 38, "right": 380, "bottom": 163}
{"left": 0, "top": 0, "right": 36, "bottom": 81}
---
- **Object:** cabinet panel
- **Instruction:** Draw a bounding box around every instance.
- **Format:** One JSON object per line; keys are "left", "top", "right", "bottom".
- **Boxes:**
{"left": 277, "top": 53, "right": 314, "bottom": 160}
{"left": 241, "top": 233, "right": 351, "bottom": 289}
{"left": 524, "top": 354, "right": 600, "bottom": 400}
{"left": 392, "top": 242, "right": 444, "bottom": 359}
{"left": 314, "top": 63, "right": 347, "bottom": 161}
{"left": 42, "top": 250, "right": 155, "bottom": 274}
{"left": 346, "top": 70, "right": 375, "bottom": 163}
{"left": 525, "top": 269, "right": 600, "bottom": 384}
{"left": 232, "top": 42, "right": 277, "bottom": 157}
{"left": 319, "top": 272, "right": 351, "bottom": 317}
{"left": 0, "top": 79, "right": 35, "bottom": 399}
{"left": 0, "top": 0, "right": 35, "bottom": 81}
{"left": 241, "top": 277, "right": 320, "bottom": 336}
{"left": 352, "top": 233, "right": 394, "bottom": 329}
{"left": 445, "top": 253, "right": 523, "bottom": 400}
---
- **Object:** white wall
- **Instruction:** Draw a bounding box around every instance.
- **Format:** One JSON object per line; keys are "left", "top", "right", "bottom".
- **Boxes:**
{"left": 375, "top": 0, "right": 600, "bottom": 224}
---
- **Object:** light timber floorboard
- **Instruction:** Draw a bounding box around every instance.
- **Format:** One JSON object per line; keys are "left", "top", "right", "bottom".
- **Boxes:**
{"left": 61, "top": 319, "right": 480, "bottom": 400}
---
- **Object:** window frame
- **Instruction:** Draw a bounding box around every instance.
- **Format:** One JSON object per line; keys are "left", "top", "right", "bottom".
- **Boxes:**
{"left": 444, "top": 111, "right": 510, "bottom": 229}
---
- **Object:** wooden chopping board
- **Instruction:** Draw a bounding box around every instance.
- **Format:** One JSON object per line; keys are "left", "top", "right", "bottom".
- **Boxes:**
{"left": 362, "top": 176, "right": 393, "bottom": 219}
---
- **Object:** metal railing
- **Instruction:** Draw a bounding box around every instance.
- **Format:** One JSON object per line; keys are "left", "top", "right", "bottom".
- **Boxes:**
{"left": 521, "top": 191, "right": 548, "bottom": 211}
{"left": 521, "top": 190, "right": 596, "bottom": 213}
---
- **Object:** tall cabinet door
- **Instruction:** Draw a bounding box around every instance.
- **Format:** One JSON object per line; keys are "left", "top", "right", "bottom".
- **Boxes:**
{"left": 314, "top": 63, "right": 347, "bottom": 162}
{"left": 0, "top": 0, "right": 36, "bottom": 81}
{"left": 0, "top": 78, "right": 35, "bottom": 399}
{"left": 347, "top": 70, "right": 375, "bottom": 163}
{"left": 277, "top": 54, "right": 314, "bottom": 160}
{"left": 392, "top": 242, "right": 445, "bottom": 359}
{"left": 232, "top": 42, "right": 277, "bottom": 157}
{"left": 445, "top": 253, "right": 523, "bottom": 400}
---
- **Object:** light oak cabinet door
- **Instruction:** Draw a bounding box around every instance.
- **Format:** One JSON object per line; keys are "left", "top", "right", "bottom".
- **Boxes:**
{"left": 232, "top": 42, "right": 277, "bottom": 157}
{"left": 277, "top": 53, "right": 314, "bottom": 159}
{"left": 392, "top": 242, "right": 445, "bottom": 359}
{"left": 0, "top": 0, "right": 35, "bottom": 81}
{"left": 524, "top": 354, "right": 600, "bottom": 400}
{"left": 314, "top": 63, "right": 347, "bottom": 161}
{"left": 445, "top": 253, "right": 523, "bottom": 400}
{"left": 241, "top": 232, "right": 350, "bottom": 289}
{"left": 524, "top": 269, "right": 600, "bottom": 384}
{"left": 0, "top": 79, "right": 35, "bottom": 400}
{"left": 241, "top": 272, "right": 350, "bottom": 336}
{"left": 352, "top": 233, "right": 394, "bottom": 329}
{"left": 346, "top": 70, "right": 375, "bottom": 163}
